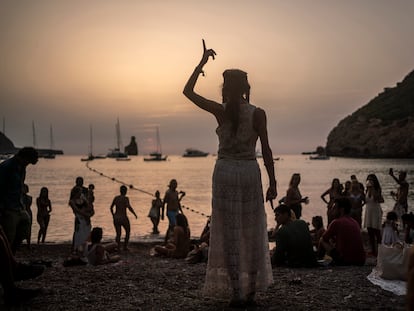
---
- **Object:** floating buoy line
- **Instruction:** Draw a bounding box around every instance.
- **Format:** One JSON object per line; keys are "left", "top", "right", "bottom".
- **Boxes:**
{"left": 85, "top": 161, "right": 210, "bottom": 218}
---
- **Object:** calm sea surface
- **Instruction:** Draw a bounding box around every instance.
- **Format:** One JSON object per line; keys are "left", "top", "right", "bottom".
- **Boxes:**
{"left": 20, "top": 155, "right": 414, "bottom": 243}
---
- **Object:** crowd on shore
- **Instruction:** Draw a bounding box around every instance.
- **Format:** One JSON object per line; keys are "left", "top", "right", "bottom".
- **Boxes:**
{"left": 1, "top": 146, "right": 413, "bottom": 308}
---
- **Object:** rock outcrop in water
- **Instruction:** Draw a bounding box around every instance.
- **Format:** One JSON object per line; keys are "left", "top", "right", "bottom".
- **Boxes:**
{"left": 326, "top": 70, "right": 414, "bottom": 158}
{"left": 0, "top": 132, "right": 64, "bottom": 156}
{"left": 0, "top": 132, "right": 17, "bottom": 154}
{"left": 124, "top": 136, "right": 138, "bottom": 155}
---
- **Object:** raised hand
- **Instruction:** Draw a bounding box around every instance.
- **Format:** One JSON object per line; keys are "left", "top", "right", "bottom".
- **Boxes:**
{"left": 199, "top": 39, "right": 217, "bottom": 75}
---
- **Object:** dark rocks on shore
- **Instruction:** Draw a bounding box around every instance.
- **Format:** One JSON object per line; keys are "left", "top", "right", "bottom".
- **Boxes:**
{"left": 326, "top": 70, "right": 414, "bottom": 158}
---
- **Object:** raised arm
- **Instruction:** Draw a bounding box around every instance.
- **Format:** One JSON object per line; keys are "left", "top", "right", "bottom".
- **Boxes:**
{"left": 253, "top": 108, "right": 277, "bottom": 202}
{"left": 183, "top": 43, "right": 224, "bottom": 122}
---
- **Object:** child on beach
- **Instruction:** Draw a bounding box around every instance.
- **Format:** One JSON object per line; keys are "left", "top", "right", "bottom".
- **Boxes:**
{"left": 381, "top": 211, "right": 400, "bottom": 245}
{"left": 85, "top": 227, "right": 120, "bottom": 265}
{"left": 148, "top": 190, "right": 163, "bottom": 234}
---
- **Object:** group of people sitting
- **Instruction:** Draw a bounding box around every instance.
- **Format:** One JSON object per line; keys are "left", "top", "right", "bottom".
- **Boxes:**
{"left": 271, "top": 197, "right": 366, "bottom": 268}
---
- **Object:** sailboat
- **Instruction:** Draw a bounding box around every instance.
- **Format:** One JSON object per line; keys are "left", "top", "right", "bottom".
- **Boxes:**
{"left": 43, "top": 125, "right": 56, "bottom": 159}
{"left": 81, "top": 125, "right": 106, "bottom": 161}
{"left": 144, "top": 127, "right": 167, "bottom": 161}
{"left": 107, "top": 118, "right": 129, "bottom": 159}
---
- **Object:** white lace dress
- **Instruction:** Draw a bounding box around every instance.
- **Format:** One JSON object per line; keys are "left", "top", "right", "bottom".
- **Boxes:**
{"left": 203, "top": 103, "right": 273, "bottom": 299}
{"left": 363, "top": 195, "right": 383, "bottom": 230}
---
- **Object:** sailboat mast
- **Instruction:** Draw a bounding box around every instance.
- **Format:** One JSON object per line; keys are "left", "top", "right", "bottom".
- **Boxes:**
{"left": 89, "top": 125, "right": 93, "bottom": 155}
{"left": 116, "top": 118, "right": 124, "bottom": 150}
{"left": 50, "top": 125, "right": 54, "bottom": 149}
{"left": 32, "top": 121, "right": 37, "bottom": 147}
{"left": 156, "top": 126, "right": 161, "bottom": 154}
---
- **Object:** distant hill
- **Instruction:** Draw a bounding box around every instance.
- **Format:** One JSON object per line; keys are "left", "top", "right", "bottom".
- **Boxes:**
{"left": 326, "top": 70, "right": 414, "bottom": 158}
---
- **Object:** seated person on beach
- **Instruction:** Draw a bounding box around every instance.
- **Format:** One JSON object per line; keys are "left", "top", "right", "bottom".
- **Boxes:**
{"left": 382, "top": 211, "right": 400, "bottom": 245}
{"left": 186, "top": 217, "right": 211, "bottom": 264}
{"left": 0, "top": 225, "right": 44, "bottom": 306}
{"left": 155, "top": 214, "right": 191, "bottom": 259}
{"left": 408, "top": 247, "right": 414, "bottom": 311}
{"left": 271, "top": 204, "right": 317, "bottom": 268}
{"left": 402, "top": 213, "right": 414, "bottom": 244}
{"left": 85, "top": 227, "right": 120, "bottom": 266}
{"left": 310, "top": 216, "right": 325, "bottom": 252}
{"left": 269, "top": 206, "right": 296, "bottom": 240}
{"left": 320, "top": 197, "right": 366, "bottom": 266}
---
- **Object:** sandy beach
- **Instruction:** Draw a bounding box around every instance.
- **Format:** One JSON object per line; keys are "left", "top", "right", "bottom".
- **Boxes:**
{"left": 2, "top": 242, "right": 405, "bottom": 311}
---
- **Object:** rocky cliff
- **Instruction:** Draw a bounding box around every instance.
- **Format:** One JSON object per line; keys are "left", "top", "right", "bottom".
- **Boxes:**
{"left": 326, "top": 70, "right": 414, "bottom": 158}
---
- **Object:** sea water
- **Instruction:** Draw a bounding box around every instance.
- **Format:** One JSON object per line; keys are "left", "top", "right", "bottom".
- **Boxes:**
{"left": 20, "top": 155, "right": 414, "bottom": 243}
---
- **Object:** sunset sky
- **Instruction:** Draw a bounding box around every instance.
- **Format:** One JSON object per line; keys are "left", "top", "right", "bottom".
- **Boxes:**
{"left": 1, "top": 1, "right": 414, "bottom": 155}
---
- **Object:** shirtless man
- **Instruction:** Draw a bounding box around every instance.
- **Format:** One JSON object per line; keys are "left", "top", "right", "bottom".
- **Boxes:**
{"left": 110, "top": 186, "right": 137, "bottom": 251}
{"left": 389, "top": 168, "right": 409, "bottom": 219}
{"left": 162, "top": 179, "right": 185, "bottom": 241}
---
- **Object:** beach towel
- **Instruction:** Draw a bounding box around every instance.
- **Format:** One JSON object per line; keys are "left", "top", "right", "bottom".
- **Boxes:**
{"left": 367, "top": 269, "right": 406, "bottom": 296}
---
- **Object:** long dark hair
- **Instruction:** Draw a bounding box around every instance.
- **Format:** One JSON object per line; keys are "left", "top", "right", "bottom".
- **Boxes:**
{"left": 222, "top": 69, "right": 250, "bottom": 133}
{"left": 176, "top": 213, "right": 189, "bottom": 235}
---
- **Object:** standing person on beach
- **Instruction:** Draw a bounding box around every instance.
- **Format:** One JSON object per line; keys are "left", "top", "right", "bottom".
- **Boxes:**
{"left": 348, "top": 180, "right": 365, "bottom": 228}
{"left": 69, "top": 177, "right": 88, "bottom": 200}
{"left": 110, "top": 185, "right": 137, "bottom": 251}
{"left": 285, "top": 173, "right": 308, "bottom": 219}
{"left": 183, "top": 41, "right": 276, "bottom": 307}
{"left": 321, "top": 178, "right": 343, "bottom": 225}
{"left": 389, "top": 168, "right": 409, "bottom": 220}
{"left": 0, "top": 147, "right": 39, "bottom": 253}
{"left": 364, "top": 174, "right": 383, "bottom": 257}
{"left": 68, "top": 177, "right": 88, "bottom": 252}
{"left": 69, "top": 187, "right": 94, "bottom": 254}
{"left": 0, "top": 225, "right": 43, "bottom": 305}
{"left": 36, "top": 187, "right": 52, "bottom": 244}
{"left": 148, "top": 190, "right": 163, "bottom": 234}
{"left": 22, "top": 184, "right": 33, "bottom": 249}
{"left": 162, "top": 179, "right": 185, "bottom": 239}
